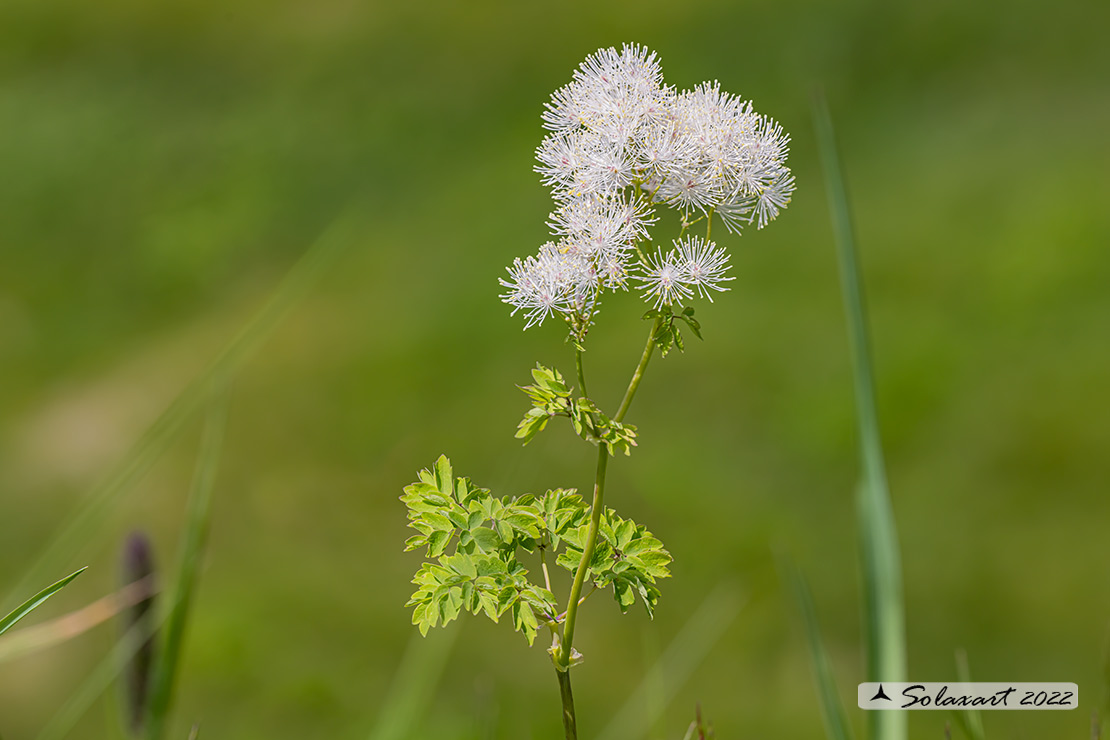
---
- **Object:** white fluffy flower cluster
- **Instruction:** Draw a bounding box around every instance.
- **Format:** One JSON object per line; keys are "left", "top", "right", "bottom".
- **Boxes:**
{"left": 501, "top": 44, "right": 793, "bottom": 329}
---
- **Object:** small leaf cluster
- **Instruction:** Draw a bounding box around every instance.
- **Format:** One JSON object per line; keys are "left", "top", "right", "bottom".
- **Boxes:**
{"left": 402, "top": 455, "right": 558, "bottom": 645}
{"left": 515, "top": 364, "right": 638, "bottom": 455}
{"left": 644, "top": 305, "right": 702, "bottom": 357}
{"left": 402, "top": 457, "right": 671, "bottom": 644}
{"left": 555, "top": 508, "right": 672, "bottom": 617}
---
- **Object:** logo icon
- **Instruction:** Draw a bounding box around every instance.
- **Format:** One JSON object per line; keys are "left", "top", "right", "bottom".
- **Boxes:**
{"left": 870, "top": 684, "right": 892, "bottom": 702}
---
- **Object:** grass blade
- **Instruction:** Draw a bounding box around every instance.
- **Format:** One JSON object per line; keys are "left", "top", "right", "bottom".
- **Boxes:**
{"left": 596, "top": 582, "right": 744, "bottom": 740}
{"left": 786, "top": 561, "right": 855, "bottom": 740}
{"left": 950, "top": 649, "right": 985, "bottom": 740}
{"left": 813, "top": 90, "right": 907, "bottom": 740}
{"left": 144, "top": 380, "right": 231, "bottom": 740}
{"left": 0, "top": 566, "right": 87, "bottom": 637}
{"left": 0, "top": 575, "right": 155, "bottom": 663}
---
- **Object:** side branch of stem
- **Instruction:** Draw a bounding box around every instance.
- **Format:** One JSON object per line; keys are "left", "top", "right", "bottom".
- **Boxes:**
{"left": 616, "top": 318, "right": 660, "bottom": 423}
{"left": 575, "top": 347, "right": 588, "bottom": 399}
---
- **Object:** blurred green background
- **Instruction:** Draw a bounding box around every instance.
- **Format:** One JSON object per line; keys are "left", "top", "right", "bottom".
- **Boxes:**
{"left": 1, "top": 0, "right": 1108, "bottom": 737}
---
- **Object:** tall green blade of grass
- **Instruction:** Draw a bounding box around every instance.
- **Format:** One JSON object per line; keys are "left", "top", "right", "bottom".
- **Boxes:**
{"left": 144, "top": 380, "right": 231, "bottom": 740}
{"left": 0, "top": 567, "right": 87, "bottom": 637}
{"left": 2, "top": 213, "right": 356, "bottom": 616}
{"left": 950, "top": 649, "right": 985, "bottom": 740}
{"left": 596, "top": 583, "right": 744, "bottom": 740}
{"left": 785, "top": 561, "right": 855, "bottom": 740}
{"left": 814, "top": 92, "right": 907, "bottom": 740}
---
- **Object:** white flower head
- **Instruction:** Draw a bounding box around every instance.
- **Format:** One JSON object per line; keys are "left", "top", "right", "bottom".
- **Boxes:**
{"left": 535, "top": 132, "right": 585, "bottom": 194}
{"left": 538, "top": 44, "right": 670, "bottom": 200}
{"left": 674, "top": 236, "right": 733, "bottom": 301}
{"left": 547, "top": 192, "right": 653, "bottom": 258}
{"left": 499, "top": 244, "right": 576, "bottom": 328}
{"left": 507, "top": 44, "right": 792, "bottom": 329}
{"left": 636, "top": 248, "right": 694, "bottom": 309}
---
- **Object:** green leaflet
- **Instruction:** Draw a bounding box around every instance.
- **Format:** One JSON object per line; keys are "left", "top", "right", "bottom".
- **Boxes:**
{"left": 555, "top": 507, "right": 671, "bottom": 618}
{"left": 642, "top": 305, "right": 702, "bottom": 358}
{"left": 400, "top": 459, "right": 671, "bottom": 644}
{"left": 515, "top": 364, "right": 638, "bottom": 455}
{"left": 401, "top": 457, "right": 559, "bottom": 646}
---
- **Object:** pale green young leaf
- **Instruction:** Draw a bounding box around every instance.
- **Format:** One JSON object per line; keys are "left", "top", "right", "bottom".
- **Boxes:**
{"left": 633, "top": 551, "right": 672, "bottom": 580}
{"left": 411, "top": 602, "right": 428, "bottom": 629}
{"left": 440, "top": 589, "right": 462, "bottom": 625}
{"left": 421, "top": 512, "right": 453, "bottom": 532}
{"left": 426, "top": 531, "right": 451, "bottom": 558}
{"left": 432, "top": 456, "right": 453, "bottom": 496}
{"left": 478, "top": 591, "right": 499, "bottom": 621}
{"left": 496, "top": 587, "right": 517, "bottom": 616}
{"left": 555, "top": 547, "right": 582, "bottom": 574}
{"left": 446, "top": 508, "right": 469, "bottom": 530}
{"left": 503, "top": 511, "right": 543, "bottom": 538}
{"left": 403, "top": 535, "right": 427, "bottom": 552}
{"left": 624, "top": 535, "right": 663, "bottom": 556}
{"left": 512, "top": 601, "right": 539, "bottom": 645}
{"left": 475, "top": 555, "right": 508, "bottom": 578}
{"left": 639, "top": 582, "right": 661, "bottom": 619}
{"left": 462, "top": 581, "right": 479, "bottom": 613}
{"left": 442, "top": 554, "right": 476, "bottom": 579}
{"left": 613, "top": 580, "right": 636, "bottom": 613}
{"left": 471, "top": 527, "right": 501, "bottom": 553}
{"left": 494, "top": 520, "right": 513, "bottom": 543}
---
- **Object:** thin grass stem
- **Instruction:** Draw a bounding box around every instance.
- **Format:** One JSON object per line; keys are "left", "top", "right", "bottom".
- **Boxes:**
{"left": 144, "top": 380, "right": 231, "bottom": 740}
{"left": 785, "top": 561, "right": 854, "bottom": 740}
{"left": 814, "top": 90, "right": 906, "bottom": 740}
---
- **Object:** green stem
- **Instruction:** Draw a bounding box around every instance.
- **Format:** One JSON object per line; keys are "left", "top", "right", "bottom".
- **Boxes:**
{"left": 616, "top": 318, "right": 660, "bottom": 423}
{"left": 558, "top": 446, "right": 609, "bottom": 667}
{"left": 540, "top": 544, "right": 552, "bottom": 592}
{"left": 556, "top": 668, "right": 578, "bottom": 740}
{"left": 559, "top": 318, "right": 658, "bottom": 661}
{"left": 575, "top": 347, "right": 588, "bottom": 399}
{"left": 145, "top": 382, "right": 230, "bottom": 740}
{"left": 553, "top": 318, "right": 660, "bottom": 739}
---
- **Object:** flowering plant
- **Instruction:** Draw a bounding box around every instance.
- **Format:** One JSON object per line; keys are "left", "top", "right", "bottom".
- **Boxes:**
{"left": 401, "top": 44, "right": 792, "bottom": 739}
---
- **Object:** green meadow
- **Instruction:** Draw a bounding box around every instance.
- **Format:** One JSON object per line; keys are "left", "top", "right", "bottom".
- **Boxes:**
{"left": 1, "top": 0, "right": 1108, "bottom": 738}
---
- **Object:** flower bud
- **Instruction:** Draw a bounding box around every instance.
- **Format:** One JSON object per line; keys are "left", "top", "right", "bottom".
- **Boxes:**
{"left": 120, "top": 531, "right": 158, "bottom": 734}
